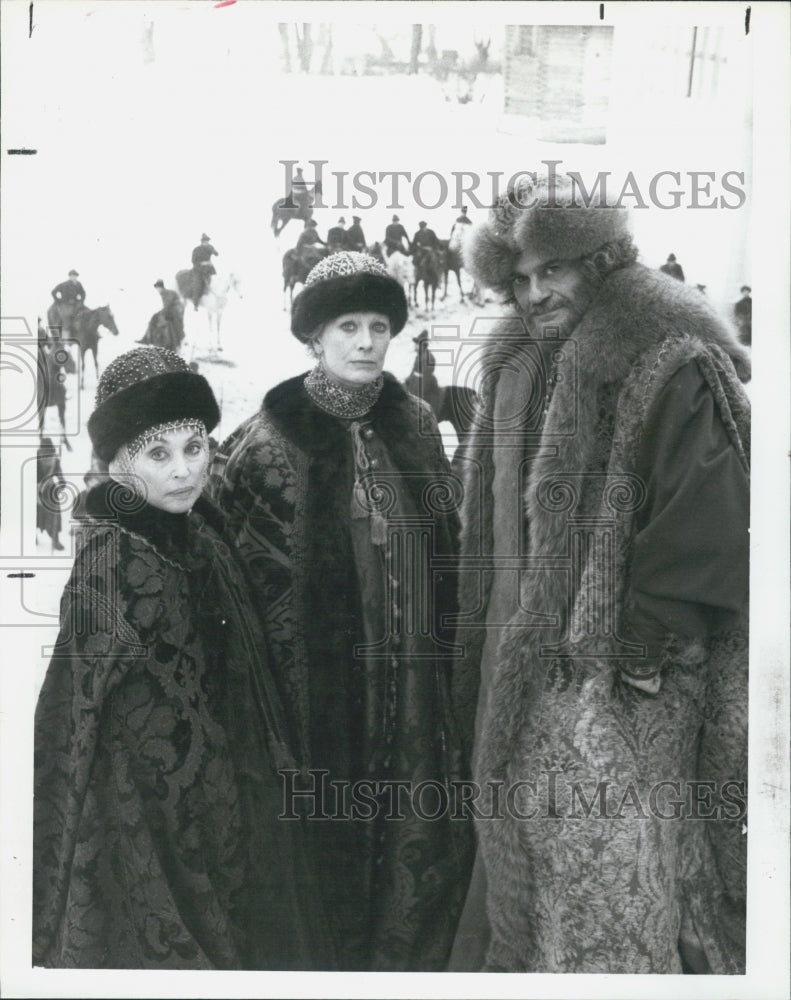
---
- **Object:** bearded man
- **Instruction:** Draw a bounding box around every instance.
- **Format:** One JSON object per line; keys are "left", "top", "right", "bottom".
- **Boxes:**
{"left": 449, "top": 174, "right": 750, "bottom": 974}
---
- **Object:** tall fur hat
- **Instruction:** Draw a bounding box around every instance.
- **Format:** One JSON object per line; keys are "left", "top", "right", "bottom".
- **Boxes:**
{"left": 87, "top": 347, "right": 220, "bottom": 463}
{"left": 465, "top": 172, "right": 633, "bottom": 295}
{"left": 291, "top": 251, "right": 408, "bottom": 341}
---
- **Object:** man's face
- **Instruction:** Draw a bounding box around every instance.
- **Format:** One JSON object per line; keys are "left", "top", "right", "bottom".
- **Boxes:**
{"left": 511, "top": 249, "right": 594, "bottom": 338}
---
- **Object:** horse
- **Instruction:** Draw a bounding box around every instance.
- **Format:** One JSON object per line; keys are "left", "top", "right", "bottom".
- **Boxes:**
{"left": 47, "top": 304, "right": 119, "bottom": 389}
{"left": 385, "top": 248, "right": 417, "bottom": 308}
{"left": 282, "top": 246, "right": 328, "bottom": 309}
{"left": 437, "top": 384, "right": 479, "bottom": 476}
{"left": 413, "top": 246, "right": 441, "bottom": 313}
{"left": 271, "top": 181, "right": 322, "bottom": 237}
{"left": 175, "top": 270, "right": 242, "bottom": 352}
{"left": 437, "top": 384, "right": 479, "bottom": 440}
{"left": 36, "top": 323, "right": 75, "bottom": 450}
{"left": 438, "top": 238, "right": 465, "bottom": 303}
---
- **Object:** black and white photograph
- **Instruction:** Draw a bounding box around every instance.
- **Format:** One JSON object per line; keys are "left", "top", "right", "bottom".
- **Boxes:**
{"left": 1, "top": 2, "right": 788, "bottom": 997}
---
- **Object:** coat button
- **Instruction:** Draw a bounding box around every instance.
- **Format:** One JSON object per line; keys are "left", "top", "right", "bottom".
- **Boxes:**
{"left": 369, "top": 457, "right": 380, "bottom": 469}
{"left": 362, "top": 427, "right": 375, "bottom": 440}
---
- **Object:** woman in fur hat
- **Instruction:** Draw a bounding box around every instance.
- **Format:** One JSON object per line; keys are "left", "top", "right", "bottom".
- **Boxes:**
{"left": 33, "top": 347, "right": 326, "bottom": 969}
{"left": 210, "top": 252, "right": 474, "bottom": 970}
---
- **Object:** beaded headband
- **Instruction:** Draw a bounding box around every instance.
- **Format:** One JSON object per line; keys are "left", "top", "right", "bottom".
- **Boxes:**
{"left": 126, "top": 419, "right": 207, "bottom": 460}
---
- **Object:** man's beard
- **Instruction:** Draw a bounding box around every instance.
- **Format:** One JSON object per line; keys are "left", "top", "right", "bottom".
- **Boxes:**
{"left": 521, "top": 278, "right": 597, "bottom": 339}
{"left": 524, "top": 298, "right": 588, "bottom": 339}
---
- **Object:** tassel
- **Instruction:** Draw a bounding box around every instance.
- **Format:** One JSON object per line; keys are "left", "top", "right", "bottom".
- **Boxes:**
{"left": 370, "top": 510, "right": 388, "bottom": 546}
{"left": 351, "top": 478, "right": 368, "bottom": 519}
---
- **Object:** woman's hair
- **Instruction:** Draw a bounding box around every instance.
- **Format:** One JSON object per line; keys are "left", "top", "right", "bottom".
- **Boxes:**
{"left": 578, "top": 236, "right": 639, "bottom": 286}
{"left": 306, "top": 324, "right": 325, "bottom": 358}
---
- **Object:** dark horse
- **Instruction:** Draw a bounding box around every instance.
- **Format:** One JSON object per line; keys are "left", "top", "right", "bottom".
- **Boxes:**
{"left": 271, "top": 181, "right": 323, "bottom": 237}
{"left": 282, "top": 246, "right": 328, "bottom": 308}
{"left": 439, "top": 239, "right": 465, "bottom": 303}
{"left": 437, "top": 384, "right": 479, "bottom": 440}
{"left": 413, "top": 246, "right": 441, "bottom": 313}
{"left": 437, "top": 384, "right": 479, "bottom": 475}
{"left": 37, "top": 322, "right": 75, "bottom": 450}
{"left": 47, "top": 303, "right": 119, "bottom": 388}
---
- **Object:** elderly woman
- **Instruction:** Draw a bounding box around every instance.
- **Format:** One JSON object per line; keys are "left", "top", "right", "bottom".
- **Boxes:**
{"left": 210, "top": 252, "right": 473, "bottom": 970}
{"left": 33, "top": 347, "right": 324, "bottom": 969}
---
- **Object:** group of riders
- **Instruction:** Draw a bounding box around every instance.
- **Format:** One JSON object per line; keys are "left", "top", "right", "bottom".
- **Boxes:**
{"left": 291, "top": 206, "right": 473, "bottom": 269}
{"left": 47, "top": 233, "right": 220, "bottom": 357}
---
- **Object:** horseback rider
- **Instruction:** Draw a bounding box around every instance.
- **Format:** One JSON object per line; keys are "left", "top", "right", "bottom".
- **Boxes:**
{"left": 659, "top": 252, "right": 685, "bottom": 282}
{"left": 50, "top": 269, "right": 86, "bottom": 334}
{"left": 290, "top": 166, "right": 310, "bottom": 208}
{"left": 411, "top": 220, "right": 440, "bottom": 252}
{"left": 190, "top": 233, "right": 219, "bottom": 310}
{"left": 384, "top": 214, "right": 410, "bottom": 256}
{"left": 405, "top": 328, "right": 443, "bottom": 414}
{"left": 345, "top": 215, "right": 367, "bottom": 252}
{"left": 449, "top": 205, "right": 472, "bottom": 252}
{"left": 327, "top": 217, "right": 348, "bottom": 253}
{"left": 139, "top": 280, "right": 185, "bottom": 349}
{"left": 295, "top": 219, "right": 327, "bottom": 266}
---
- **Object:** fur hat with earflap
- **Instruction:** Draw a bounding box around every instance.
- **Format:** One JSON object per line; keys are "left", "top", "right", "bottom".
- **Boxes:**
{"left": 464, "top": 172, "right": 633, "bottom": 297}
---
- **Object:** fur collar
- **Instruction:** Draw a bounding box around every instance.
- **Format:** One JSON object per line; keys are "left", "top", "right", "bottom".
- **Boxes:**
{"left": 470, "top": 264, "right": 749, "bottom": 413}
{"left": 263, "top": 370, "right": 444, "bottom": 479}
{"left": 81, "top": 479, "right": 227, "bottom": 565}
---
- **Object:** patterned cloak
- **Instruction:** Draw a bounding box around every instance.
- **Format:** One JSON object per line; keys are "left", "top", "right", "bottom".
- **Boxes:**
{"left": 209, "top": 372, "right": 475, "bottom": 970}
{"left": 34, "top": 482, "right": 328, "bottom": 969}
{"left": 452, "top": 264, "right": 751, "bottom": 973}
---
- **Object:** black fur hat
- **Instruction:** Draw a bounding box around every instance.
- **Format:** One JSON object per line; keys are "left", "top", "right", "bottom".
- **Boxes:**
{"left": 87, "top": 347, "right": 220, "bottom": 463}
{"left": 291, "top": 251, "right": 408, "bottom": 342}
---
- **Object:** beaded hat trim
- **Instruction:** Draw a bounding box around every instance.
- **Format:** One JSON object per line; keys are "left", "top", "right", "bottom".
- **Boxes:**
{"left": 304, "top": 251, "right": 389, "bottom": 288}
{"left": 127, "top": 419, "right": 207, "bottom": 460}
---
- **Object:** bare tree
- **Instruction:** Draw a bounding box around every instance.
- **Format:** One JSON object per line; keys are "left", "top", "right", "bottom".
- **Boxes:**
{"left": 409, "top": 24, "right": 423, "bottom": 74}
{"left": 319, "top": 23, "right": 334, "bottom": 74}
{"left": 140, "top": 18, "right": 155, "bottom": 64}
{"left": 474, "top": 36, "right": 491, "bottom": 68}
{"left": 295, "top": 23, "right": 313, "bottom": 73}
{"left": 278, "top": 23, "right": 292, "bottom": 73}
{"left": 375, "top": 30, "right": 395, "bottom": 62}
{"left": 426, "top": 24, "right": 438, "bottom": 64}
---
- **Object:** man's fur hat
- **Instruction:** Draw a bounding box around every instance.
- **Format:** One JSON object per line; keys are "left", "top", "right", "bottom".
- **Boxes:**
{"left": 464, "top": 172, "right": 632, "bottom": 295}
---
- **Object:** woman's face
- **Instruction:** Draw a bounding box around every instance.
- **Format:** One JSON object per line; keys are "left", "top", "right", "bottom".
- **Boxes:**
{"left": 130, "top": 426, "right": 209, "bottom": 513}
{"left": 315, "top": 312, "right": 391, "bottom": 387}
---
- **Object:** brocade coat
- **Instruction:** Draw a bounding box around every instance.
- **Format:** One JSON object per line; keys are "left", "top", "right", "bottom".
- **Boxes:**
{"left": 451, "top": 265, "right": 751, "bottom": 974}
{"left": 34, "top": 482, "right": 326, "bottom": 969}
{"left": 209, "top": 372, "right": 475, "bottom": 970}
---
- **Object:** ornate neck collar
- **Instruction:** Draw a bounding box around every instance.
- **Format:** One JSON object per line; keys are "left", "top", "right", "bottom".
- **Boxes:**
{"left": 303, "top": 365, "right": 383, "bottom": 419}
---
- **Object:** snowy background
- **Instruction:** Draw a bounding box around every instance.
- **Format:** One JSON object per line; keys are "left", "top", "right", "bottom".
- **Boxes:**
{"left": 2, "top": 4, "right": 788, "bottom": 998}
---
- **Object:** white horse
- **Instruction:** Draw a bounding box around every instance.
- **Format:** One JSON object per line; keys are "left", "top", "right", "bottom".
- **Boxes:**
{"left": 201, "top": 271, "right": 242, "bottom": 351}
{"left": 176, "top": 269, "right": 243, "bottom": 353}
{"left": 385, "top": 249, "right": 417, "bottom": 308}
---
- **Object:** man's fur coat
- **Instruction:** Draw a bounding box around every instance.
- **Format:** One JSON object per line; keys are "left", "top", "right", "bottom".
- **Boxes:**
{"left": 454, "top": 262, "right": 751, "bottom": 973}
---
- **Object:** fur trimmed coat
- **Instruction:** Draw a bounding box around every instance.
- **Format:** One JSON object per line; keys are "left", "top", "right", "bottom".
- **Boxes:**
{"left": 34, "top": 483, "right": 326, "bottom": 969}
{"left": 209, "top": 372, "right": 474, "bottom": 971}
{"left": 451, "top": 264, "right": 751, "bottom": 974}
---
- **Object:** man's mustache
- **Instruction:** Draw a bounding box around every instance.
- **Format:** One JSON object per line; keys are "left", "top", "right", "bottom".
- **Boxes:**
{"left": 529, "top": 300, "right": 566, "bottom": 319}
